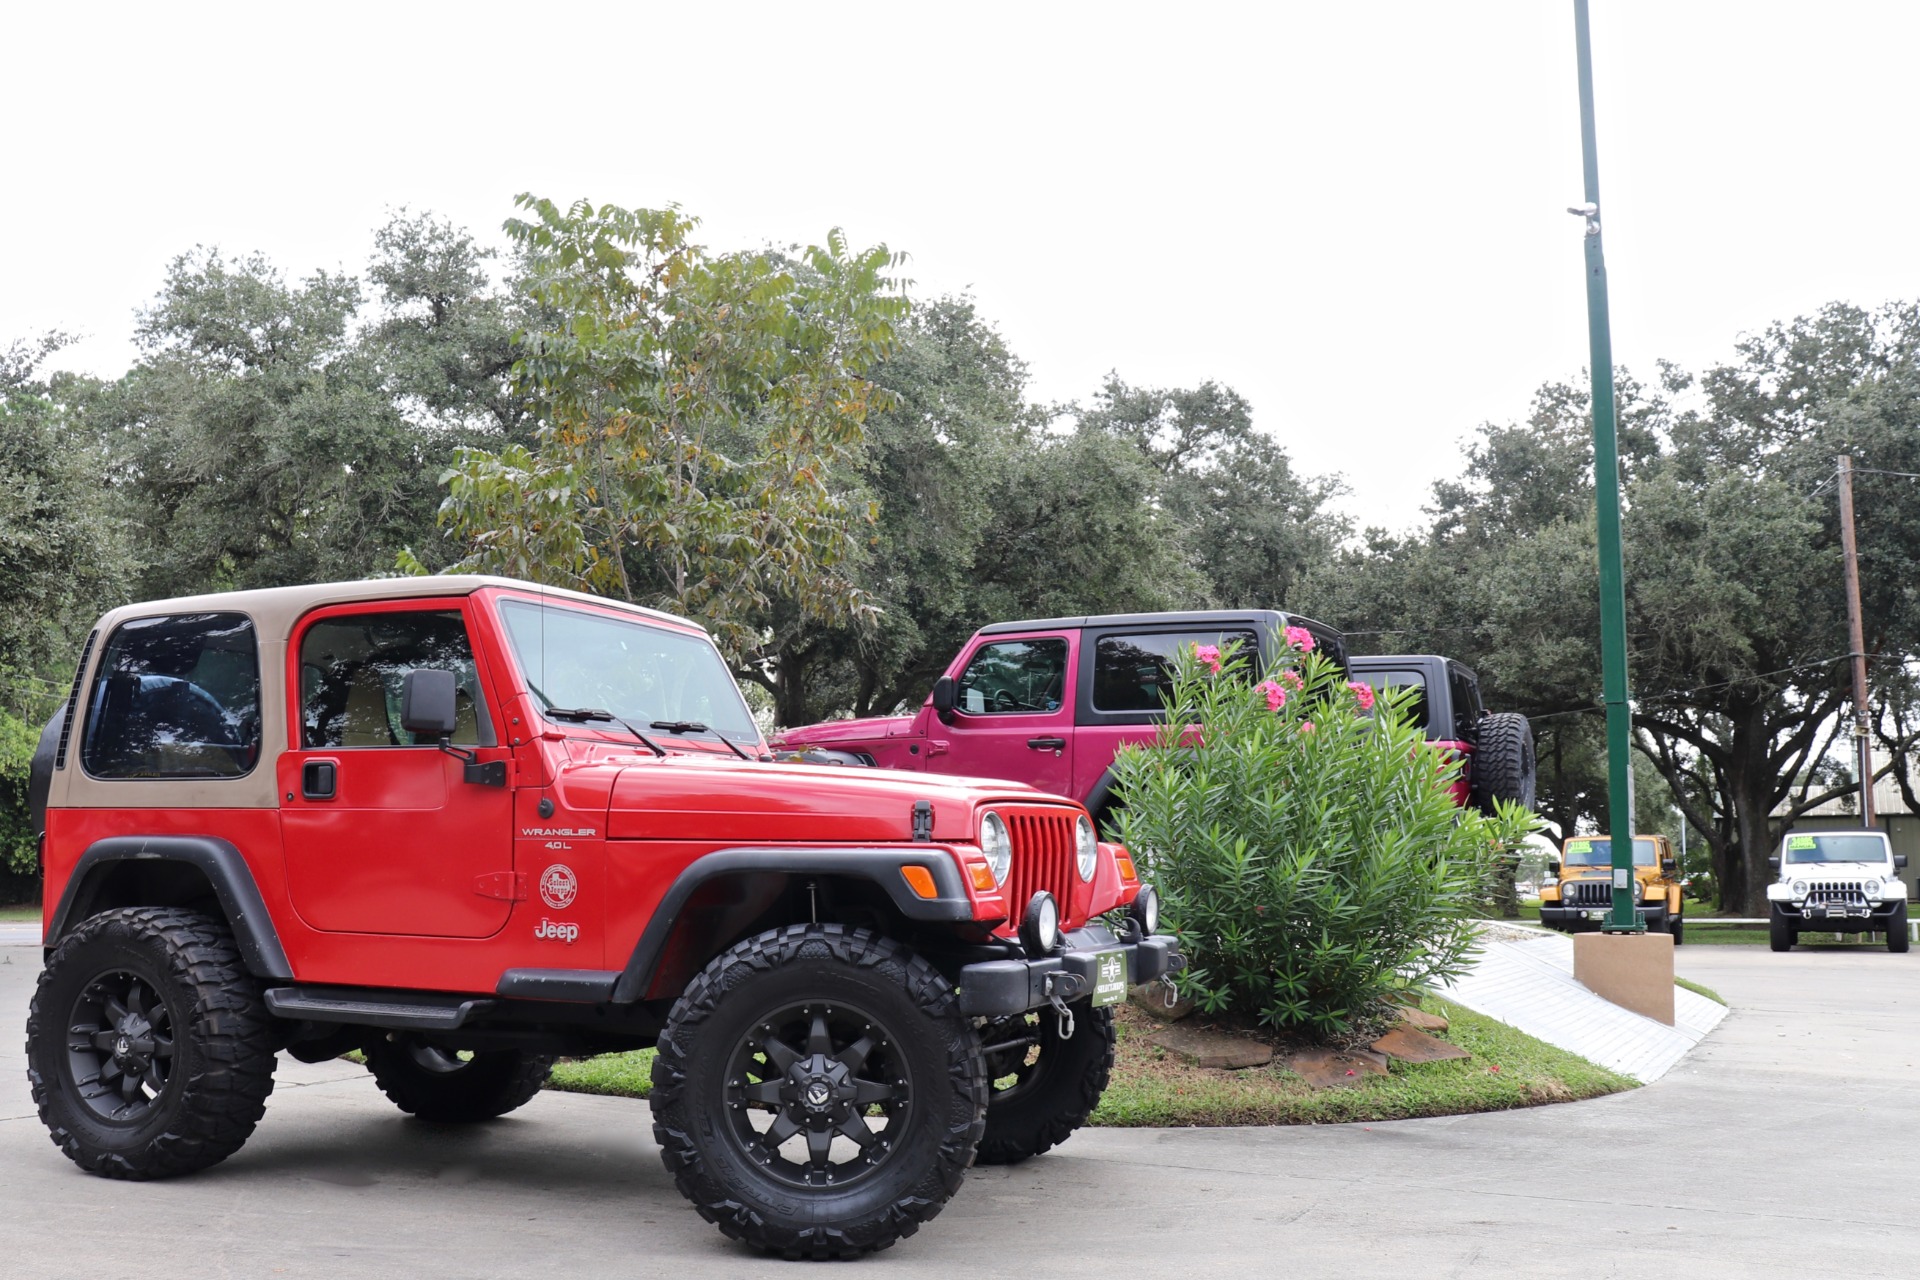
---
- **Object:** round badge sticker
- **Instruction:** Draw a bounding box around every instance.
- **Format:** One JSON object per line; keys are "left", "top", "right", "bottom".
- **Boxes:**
{"left": 539, "top": 864, "right": 578, "bottom": 910}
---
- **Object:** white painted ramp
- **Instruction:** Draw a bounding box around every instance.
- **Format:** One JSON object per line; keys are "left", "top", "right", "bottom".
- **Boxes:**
{"left": 1433, "top": 927, "right": 1726, "bottom": 1083}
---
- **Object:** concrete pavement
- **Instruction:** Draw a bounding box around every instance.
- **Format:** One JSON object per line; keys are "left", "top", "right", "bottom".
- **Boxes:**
{"left": 2, "top": 936, "right": 1915, "bottom": 1278}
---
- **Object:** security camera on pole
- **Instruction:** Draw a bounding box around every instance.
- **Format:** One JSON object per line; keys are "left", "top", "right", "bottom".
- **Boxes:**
{"left": 1567, "top": 0, "right": 1676, "bottom": 1022}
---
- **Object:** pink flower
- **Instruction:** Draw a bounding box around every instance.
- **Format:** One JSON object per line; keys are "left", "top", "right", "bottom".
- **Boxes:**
{"left": 1348, "top": 680, "right": 1376, "bottom": 711}
{"left": 1279, "top": 670, "right": 1303, "bottom": 692}
{"left": 1284, "top": 625, "right": 1316, "bottom": 652}
{"left": 1300, "top": 720, "right": 1316, "bottom": 735}
{"left": 1193, "top": 643, "right": 1221, "bottom": 674}
{"left": 1257, "top": 679, "right": 1287, "bottom": 712}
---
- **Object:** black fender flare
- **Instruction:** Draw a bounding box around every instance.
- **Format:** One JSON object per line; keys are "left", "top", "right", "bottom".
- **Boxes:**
{"left": 609, "top": 846, "right": 975, "bottom": 1003}
{"left": 47, "top": 835, "right": 294, "bottom": 981}
{"left": 1084, "top": 770, "right": 1120, "bottom": 824}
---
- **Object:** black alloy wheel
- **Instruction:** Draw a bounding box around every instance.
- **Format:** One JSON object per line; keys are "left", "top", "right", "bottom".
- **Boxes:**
{"left": 722, "top": 1002, "right": 908, "bottom": 1188}
{"left": 64, "top": 969, "right": 178, "bottom": 1124}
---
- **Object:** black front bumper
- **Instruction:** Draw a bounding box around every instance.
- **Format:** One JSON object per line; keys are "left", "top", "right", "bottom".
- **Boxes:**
{"left": 1776, "top": 901, "right": 1905, "bottom": 934}
{"left": 1541, "top": 901, "right": 1670, "bottom": 932}
{"left": 955, "top": 924, "right": 1183, "bottom": 1017}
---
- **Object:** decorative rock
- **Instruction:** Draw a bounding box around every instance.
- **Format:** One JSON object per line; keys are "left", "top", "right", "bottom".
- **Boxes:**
{"left": 1370, "top": 1025, "right": 1471, "bottom": 1064}
{"left": 1286, "top": 1047, "right": 1390, "bottom": 1088}
{"left": 1147, "top": 1023, "right": 1273, "bottom": 1069}
{"left": 1129, "top": 981, "right": 1195, "bottom": 1021}
{"left": 1397, "top": 1005, "right": 1450, "bottom": 1033}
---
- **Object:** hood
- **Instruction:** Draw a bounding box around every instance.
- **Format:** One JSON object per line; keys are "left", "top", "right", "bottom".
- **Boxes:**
{"left": 1780, "top": 861, "right": 1893, "bottom": 881}
{"left": 773, "top": 714, "right": 916, "bottom": 748}
{"left": 602, "top": 755, "right": 1059, "bottom": 842}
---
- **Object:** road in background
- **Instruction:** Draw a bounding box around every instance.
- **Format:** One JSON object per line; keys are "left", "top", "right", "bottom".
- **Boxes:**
{"left": 0, "top": 939, "right": 1911, "bottom": 1278}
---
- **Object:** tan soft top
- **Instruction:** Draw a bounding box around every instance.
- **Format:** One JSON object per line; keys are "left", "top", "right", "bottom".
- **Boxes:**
{"left": 55, "top": 575, "right": 705, "bottom": 811}
{"left": 88, "top": 575, "right": 698, "bottom": 643}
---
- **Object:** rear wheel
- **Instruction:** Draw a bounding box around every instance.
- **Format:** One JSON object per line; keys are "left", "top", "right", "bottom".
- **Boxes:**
{"left": 974, "top": 1001, "right": 1114, "bottom": 1165}
{"left": 364, "top": 1036, "right": 553, "bottom": 1122}
{"left": 1769, "top": 908, "right": 1795, "bottom": 953}
{"left": 1470, "top": 713, "right": 1536, "bottom": 813}
{"left": 26, "top": 907, "right": 277, "bottom": 1179}
{"left": 1888, "top": 902, "right": 1910, "bottom": 954}
{"left": 649, "top": 924, "right": 987, "bottom": 1260}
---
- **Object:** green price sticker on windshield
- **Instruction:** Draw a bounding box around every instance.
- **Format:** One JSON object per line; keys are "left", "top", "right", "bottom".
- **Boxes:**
{"left": 1787, "top": 835, "right": 1816, "bottom": 851}
{"left": 1567, "top": 839, "right": 1591, "bottom": 853}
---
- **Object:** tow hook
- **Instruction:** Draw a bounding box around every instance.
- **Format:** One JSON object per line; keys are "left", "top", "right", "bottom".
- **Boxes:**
{"left": 1044, "top": 972, "right": 1077, "bottom": 1040}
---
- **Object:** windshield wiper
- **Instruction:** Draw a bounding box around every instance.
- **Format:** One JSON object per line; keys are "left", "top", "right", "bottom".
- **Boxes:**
{"left": 545, "top": 706, "right": 666, "bottom": 758}
{"left": 650, "top": 719, "right": 755, "bottom": 761}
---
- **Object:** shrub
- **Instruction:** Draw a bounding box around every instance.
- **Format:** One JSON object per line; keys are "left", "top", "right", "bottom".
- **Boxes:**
{"left": 1112, "top": 639, "right": 1535, "bottom": 1040}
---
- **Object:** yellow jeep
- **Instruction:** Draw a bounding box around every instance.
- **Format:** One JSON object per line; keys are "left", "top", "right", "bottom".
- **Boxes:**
{"left": 1539, "top": 834, "right": 1684, "bottom": 943}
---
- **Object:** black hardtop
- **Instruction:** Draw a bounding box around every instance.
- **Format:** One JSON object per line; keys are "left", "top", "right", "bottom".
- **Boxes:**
{"left": 978, "top": 608, "right": 1332, "bottom": 638}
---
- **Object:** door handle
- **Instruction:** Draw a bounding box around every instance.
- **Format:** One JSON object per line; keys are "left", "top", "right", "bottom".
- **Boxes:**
{"left": 301, "top": 759, "right": 337, "bottom": 800}
{"left": 1027, "top": 737, "right": 1067, "bottom": 751}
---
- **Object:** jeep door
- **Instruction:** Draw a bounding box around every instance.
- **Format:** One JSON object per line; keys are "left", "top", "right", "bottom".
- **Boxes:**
{"left": 277, "top": 602, "right": 514, "bottom": 938}
{"left": 929, "top": 633, "right": 1076, "bottom": 797}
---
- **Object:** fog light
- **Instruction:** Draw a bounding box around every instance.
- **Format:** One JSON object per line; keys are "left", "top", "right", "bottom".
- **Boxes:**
{"left": 1020, "top": 892, "right": 1061, "bottom": 956}
{"left": 1129, "top": 884, "right": 1161, "bottom": 936}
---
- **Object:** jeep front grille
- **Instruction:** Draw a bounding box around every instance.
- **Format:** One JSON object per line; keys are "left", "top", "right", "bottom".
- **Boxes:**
{"left": 1004, "top": 809, "right": 1079, "bottom": 928}
{"left": 1564, "top": 881, "right": 1612, "bottom": 907}
{"left": 1805, "top": 882, "right": 1869, "bottom": 909}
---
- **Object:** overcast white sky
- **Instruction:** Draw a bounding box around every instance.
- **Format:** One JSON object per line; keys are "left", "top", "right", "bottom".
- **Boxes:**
{"left": 7, "top": 2, "right": 1919, "bottom": 528}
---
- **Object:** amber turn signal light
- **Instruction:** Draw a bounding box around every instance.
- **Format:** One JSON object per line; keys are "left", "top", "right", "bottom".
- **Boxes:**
{"left": 967, "top": 862, "right": 997, "bottom": 892}
{"left": 1115, "top": 854, "right": 1137, "bottom": 882}
{"left": 900, "top": 865, "right": 938, "bottom": 900}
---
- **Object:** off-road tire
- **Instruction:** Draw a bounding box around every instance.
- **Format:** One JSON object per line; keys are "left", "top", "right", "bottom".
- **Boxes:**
{"left": 974, "top": 1001, "right": 1114, "bottom": 1165}
{"left": 26, "top": 907, "right": 276, "bottom": 1180}
{"left": 1887, "top": 902, "right": 1910, "bottom": 954}
{"left": 649, "top": 924, "right": 987, "bottom": 1260}
{"left": 364, "top": 1036, "right": 554, "bottom": 1122}
{"left": 1470, "top": 712, "right": 1536, "bottom": 813}
{"left": 1769, "top": 908, "right": 1795, "bottom": 953}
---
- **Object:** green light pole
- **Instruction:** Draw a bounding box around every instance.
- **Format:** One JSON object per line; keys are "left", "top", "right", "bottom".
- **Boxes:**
{"left": 1571, "top": 0, "right": 1643, "bottom": 933}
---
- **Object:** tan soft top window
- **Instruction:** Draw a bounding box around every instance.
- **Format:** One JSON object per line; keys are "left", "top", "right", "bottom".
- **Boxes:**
{"left": 80, "top": 613, "right": 261, "bottom": 780}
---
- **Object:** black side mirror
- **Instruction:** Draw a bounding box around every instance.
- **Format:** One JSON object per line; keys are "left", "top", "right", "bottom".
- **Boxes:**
{"left": 1547, "top": 861, "right": 1561, "bottom": 877}
{"left": 1768, "top": 856, "right": 1781, "bottom": 874}
{"left": 1897, "top": 854, "right": 1909, "bottom": 870}
{"left": 400, "top": 668, "right": 459, "bottom": 739}
{"left": 931, "top": 677, "right": 957, "bottom": 725}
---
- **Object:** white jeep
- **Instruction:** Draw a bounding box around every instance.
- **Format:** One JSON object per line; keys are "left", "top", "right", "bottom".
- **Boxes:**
{"left": 1766, "top": 830, "right": 1911, "bottom": 953}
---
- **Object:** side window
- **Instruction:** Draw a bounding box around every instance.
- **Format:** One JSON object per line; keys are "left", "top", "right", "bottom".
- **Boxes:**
{"left": 1450, "top": 667, "right": 1482, "bottom": 728}
{"left": 1362, "top": 668, "right": 1430, "bottom": 732}
{"left": 81, "top": 613, "right": 261, "bottom": 779}
{"left": 299, "top": 610, "right": 492, "bottom": 749}
{"left": 1093, "top": 630, "right": 1258, "bottom": 713}
{"left": 956, "top": 639, "right": 1068, "bottom": 716}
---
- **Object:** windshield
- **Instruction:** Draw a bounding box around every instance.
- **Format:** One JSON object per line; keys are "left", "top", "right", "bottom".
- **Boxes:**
{"left": 1782, "top": 833, "right": 1890, "bottom": 865}
{"left": 497, "top": 599, "right": 758, "bottom": 740}
{"left": 1564, "top": 837, "right": 1656, "bottom": 867}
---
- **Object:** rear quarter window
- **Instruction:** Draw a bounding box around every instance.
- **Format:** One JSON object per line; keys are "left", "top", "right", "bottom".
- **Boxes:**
{"left": 80, "top": 613, "right": 262, "bottom": 779}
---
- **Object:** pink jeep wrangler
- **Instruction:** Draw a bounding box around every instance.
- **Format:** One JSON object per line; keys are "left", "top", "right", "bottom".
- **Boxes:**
{"left": 774, "top": 609, "right": 1346, "bottom": 830}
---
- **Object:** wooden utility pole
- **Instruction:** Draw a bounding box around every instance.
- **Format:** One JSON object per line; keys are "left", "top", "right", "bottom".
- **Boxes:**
{"left": 1837, "top": 455, "right": 1875, "bottom": 827}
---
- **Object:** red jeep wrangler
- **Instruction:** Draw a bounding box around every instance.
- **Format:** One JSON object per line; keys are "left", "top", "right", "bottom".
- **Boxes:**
{"left": 1347, "top": 654, "right": 1536, "bottom": 812}
{"left": 24, "top": 576, "right": 1178, "bottom": 1259}
{"left": 773, "top": 609, "right": 1347, "bottom": 830}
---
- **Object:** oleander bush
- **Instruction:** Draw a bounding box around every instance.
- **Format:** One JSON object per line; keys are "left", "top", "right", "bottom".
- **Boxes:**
{"left": 1112, "top": 634, "right": 1535, "bottom": 1039}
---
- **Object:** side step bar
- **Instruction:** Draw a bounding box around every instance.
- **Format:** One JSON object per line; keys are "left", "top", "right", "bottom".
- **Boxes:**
{"left": 265, "top": 985, "right": 496, "bottom": 1031}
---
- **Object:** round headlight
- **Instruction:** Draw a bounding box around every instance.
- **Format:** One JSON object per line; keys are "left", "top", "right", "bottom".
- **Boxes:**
{"left": 1075, "top": 815, "right": 1098, "bottom": 881}
{"left": 1020, "top": 891, "right": 1061, "bottom": 956}
{"left": 1129, "top": 884, "right": 1160, "bottom": 936}
{"left": 1790, "top": 879, "right": 1808, "bottom": 898}
{"left": 980, "top": 810, "right": 1011, "bottom": 886}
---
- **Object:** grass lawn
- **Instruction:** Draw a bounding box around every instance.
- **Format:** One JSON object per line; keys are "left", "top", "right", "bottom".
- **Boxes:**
{"left": 1674, "top": 977, "right": 1726, "bottom": 1005}
{"left": 0, "top": 905, "right": 39, "bottom": 923}
{"left": 543, "top": 995, "right": 1637, "bottom": 1126}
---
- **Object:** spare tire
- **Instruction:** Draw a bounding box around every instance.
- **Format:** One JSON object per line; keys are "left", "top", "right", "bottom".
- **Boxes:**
{"left": 1471, "top": 712, "right": 1536, "bottom": 813}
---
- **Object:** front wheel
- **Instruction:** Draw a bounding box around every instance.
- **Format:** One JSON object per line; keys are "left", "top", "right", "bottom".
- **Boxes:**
{"left": 1769, "top": 908, "right": 1795, "bottom": 953}
{"left": 975, "top": 1002, "right": 1114, "bottom": 1165}
{"left": 1888, "top": 902, "right": 1910, "bottom": 954}
{"left": 364, "top": 1036, "right": 554, "bottom": 1122}
{"left": 26, "top": 907, "right": 277, "bottom": 1179}
{"left": 1669, "top": 911, "right": 1684, "bottom": 946}
{"left": 649, "top": 924, "right": 987, "bottom": 1260}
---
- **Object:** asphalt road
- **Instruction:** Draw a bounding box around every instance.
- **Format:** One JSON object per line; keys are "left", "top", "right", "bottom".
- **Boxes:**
{"left": 1, "top": 936, "right": 1914, "bottom": 1278}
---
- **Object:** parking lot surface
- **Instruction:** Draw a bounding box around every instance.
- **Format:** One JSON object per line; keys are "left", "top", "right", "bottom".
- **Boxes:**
{"left": 1, "top": 938, "right": 1914, "bottom": 1278}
